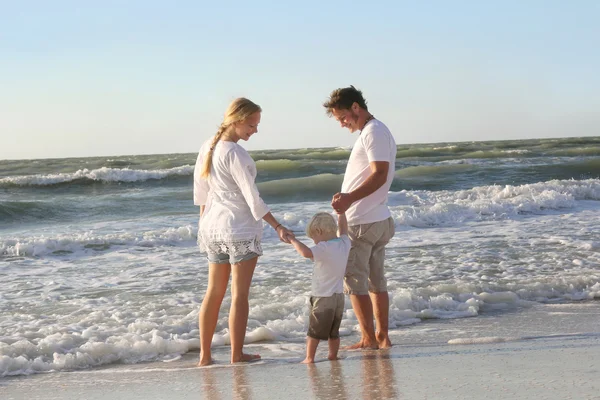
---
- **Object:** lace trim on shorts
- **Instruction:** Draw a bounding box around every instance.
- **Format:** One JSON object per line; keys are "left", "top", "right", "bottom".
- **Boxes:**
{"left": 201, "top": 237, "right": 263, "bottom": 257}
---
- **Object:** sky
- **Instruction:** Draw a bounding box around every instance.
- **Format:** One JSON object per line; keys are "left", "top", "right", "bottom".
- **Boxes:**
{"left": 1, "top": 1, "right": 599, "bottom": 160}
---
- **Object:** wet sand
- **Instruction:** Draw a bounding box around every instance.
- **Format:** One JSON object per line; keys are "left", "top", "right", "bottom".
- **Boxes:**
{"left": 3, "top": 302, "right": 599, "bottom": 400}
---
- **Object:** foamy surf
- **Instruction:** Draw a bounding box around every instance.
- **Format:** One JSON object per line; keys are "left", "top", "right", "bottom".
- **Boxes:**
{"left": 1, "top": 137, "right": 599, "bottom": 377}
{"left": 448, "top": 332, "right": 600, "bottom": 345}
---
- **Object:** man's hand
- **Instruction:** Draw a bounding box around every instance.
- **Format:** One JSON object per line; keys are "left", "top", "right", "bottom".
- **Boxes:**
{"left": 331, "top": 192, "right": 353, "bottom": 214}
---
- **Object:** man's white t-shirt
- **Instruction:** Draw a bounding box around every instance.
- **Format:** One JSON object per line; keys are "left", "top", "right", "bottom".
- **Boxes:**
{"left": 341, "top": 119, "right": 396, "bottom": 226}
{"left": 310, "top": 235, "right": 351, "bottom": 297}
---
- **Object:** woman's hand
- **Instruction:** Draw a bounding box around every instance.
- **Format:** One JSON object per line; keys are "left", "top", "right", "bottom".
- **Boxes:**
{"left": 277, "top": 226, "right": 295, "bottom": 243}
{"left": 263, "top": 213, "right": 295, "bottom": 243}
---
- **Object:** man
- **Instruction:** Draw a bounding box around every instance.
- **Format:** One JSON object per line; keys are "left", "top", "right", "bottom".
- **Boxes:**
{"left": 324, "top": 86, "right": 396, "bottom": 349}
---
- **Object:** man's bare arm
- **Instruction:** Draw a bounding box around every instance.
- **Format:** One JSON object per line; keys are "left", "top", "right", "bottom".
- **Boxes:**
{"left": 347, "top": 161, "right": 389, "bottom": 202}
{"left": 332, "top": 161, "right": 389, "bottom": 213}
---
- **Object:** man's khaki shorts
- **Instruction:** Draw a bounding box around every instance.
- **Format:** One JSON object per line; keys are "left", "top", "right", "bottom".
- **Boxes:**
{"left": 307, "top": 293, "right": 345, "bottom": 340}
{"left": 344, "top": 217, "right": 395, "bottom": 295}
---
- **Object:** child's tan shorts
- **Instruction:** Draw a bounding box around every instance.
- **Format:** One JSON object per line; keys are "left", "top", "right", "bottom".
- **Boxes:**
{"left": 307, "top": 293, "right": 344, "bottom": 340}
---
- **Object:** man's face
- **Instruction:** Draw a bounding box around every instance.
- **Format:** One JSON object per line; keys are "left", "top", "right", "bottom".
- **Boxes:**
{"left": 331, "top": 106, "right": 360, "bottom": 133}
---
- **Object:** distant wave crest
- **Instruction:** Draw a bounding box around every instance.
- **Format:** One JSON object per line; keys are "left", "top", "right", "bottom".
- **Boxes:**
{"left": 0, "top": 166, "right": 194, "bottom": 187}
{"left": 0, "top": 225, "right": 197, "bottom": 257}
{"left": 4, "top": 179, "right": 599, "bottom": 257}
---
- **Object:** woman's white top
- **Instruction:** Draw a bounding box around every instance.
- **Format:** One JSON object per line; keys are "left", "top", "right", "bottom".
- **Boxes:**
{"left": 193, "top": 139, "right": 270, "bottom": 256}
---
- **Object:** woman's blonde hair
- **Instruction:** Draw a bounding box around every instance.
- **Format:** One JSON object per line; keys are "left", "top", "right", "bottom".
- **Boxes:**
{"left": 306, "top": 212, "right": 338, "bottom": 238}
{"left": 200, "top": 97, "right": 262, "bottom": 178}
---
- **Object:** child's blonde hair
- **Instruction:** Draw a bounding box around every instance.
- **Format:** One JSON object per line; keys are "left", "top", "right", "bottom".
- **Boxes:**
{"left": 306, "top": 212, "right": 337, "bottom": 238}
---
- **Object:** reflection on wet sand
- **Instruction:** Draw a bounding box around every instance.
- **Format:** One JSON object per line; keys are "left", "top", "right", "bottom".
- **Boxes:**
{"left": 200, "top": 367, "right": 222, "bottom": 400}
{"left": 199, "top": 351, "right": 399, "bottom": 399}
{"left": 200, "top": 365, "right": 252, "bottom": 400}
{"left": 360, "top": 351, "right": 400, "bottom": 399}
{"left": 307, "top": 360, "right": 348, "bottom": 400}
{"left": 305, "top": 352, "right": 400, "bottom": 399}
{"left": 233, "top": 366, "right": 252, "bottom": 400}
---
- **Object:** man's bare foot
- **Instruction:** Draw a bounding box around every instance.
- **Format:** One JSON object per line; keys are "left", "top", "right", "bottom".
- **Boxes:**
{"left": 301, "top": 358, "right": 314, "bottom": 364}
{"left": 327, "top": 355, "right": 339, "bottom": 361}
{"left": 343, "top": 340, "right": 378, "bottom": 350}
{"left": 231, "top": 352, "right": 261, "bottom": 364}
{"left": 376, "top": 331, "right": 392, "bottom": 349}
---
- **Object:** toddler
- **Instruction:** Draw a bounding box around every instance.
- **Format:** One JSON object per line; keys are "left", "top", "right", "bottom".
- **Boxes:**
{"left": 289, "top": 212, "right": 350, "bottom": 363}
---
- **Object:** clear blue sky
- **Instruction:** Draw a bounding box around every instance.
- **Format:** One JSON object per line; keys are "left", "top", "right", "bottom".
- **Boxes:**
{"left": 1, "top": 1, "right": 599, "bottom": 160}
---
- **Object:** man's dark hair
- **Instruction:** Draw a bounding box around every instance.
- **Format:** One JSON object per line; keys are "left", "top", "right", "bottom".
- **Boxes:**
{"left": 323, "top": 85, "right": 368, "bottom": 116}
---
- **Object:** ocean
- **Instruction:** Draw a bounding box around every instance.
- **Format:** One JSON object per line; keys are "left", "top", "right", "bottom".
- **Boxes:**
{"left": 1, "top": 136, "right": 599, "bottom": 377}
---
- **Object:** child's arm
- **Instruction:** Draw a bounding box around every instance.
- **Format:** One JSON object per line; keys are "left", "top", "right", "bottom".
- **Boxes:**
{"left": 290, "top": 237, "right": 313, "bottom": 259}
{"left": 337, "top": 212, "right": 348, "bottom": 237}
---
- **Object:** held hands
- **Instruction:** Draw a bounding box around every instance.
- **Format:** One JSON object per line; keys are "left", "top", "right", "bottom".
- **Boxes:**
{"left": 276, "top": 225, "right": 295, "bottom": 243}
{"left": 331, "top": 192, "right": 353, "bottom": 214}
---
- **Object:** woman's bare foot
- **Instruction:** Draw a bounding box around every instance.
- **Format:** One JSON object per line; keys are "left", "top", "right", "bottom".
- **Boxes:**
{"left": 231, "top": 352, "right": 261, "bottom": 364}
{"left": 327, "top": 355, "right": 339, "bottom": 361}
{"left": 301, "top": 358, "right": 314, "bottom": 364}
{"left": 197, "top": 357, "right": 213, "bottom": 367}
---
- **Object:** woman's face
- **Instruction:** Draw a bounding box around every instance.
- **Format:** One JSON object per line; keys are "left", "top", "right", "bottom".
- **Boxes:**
{"left": 233, "top": 112, "right": 261, "bottom": 142}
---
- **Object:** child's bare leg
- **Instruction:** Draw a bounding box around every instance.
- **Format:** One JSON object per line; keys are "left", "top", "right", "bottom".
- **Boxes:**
{"left": 301, "top": 337, "right": 319, "bottom": 364}
{"left": 327, "top": 337, "right": 340, "bottom": 360}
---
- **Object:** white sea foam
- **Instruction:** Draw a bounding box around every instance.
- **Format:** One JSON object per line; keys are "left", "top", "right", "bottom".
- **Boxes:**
{"left": 448, "top": 332, "right": 600, "bottom": 345}
{"left": 4, "top": 179, "right": 598, "bottom": 258}
{"left": 0, "top": 225, "right": 197, "bottom": 257}
{"left": 502, "top": 149, "right": 530, "bottom": 154}
{"left": 1, "top": 178, "right": 599, "bottom": 376}
{"left": 448, "top": 336, "right": 523, "bottom": 345}
{"left": 0, "top": 165, "right": 194, "bottom": 186}
{"left": 389, "top": 178, "right": 600, "bottom": 227}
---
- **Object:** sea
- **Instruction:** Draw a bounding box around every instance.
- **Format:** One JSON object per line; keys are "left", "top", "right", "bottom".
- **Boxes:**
{"left": 1, "top": 136, "right": 599, "bottom": 377}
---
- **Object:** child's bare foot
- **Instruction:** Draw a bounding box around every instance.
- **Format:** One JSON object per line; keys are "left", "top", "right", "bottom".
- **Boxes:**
{"left": 231, "top": 352, "right": 261, "bottom": 364}
{"left": 301, "top": 358, "right": 314, "bottom": 364}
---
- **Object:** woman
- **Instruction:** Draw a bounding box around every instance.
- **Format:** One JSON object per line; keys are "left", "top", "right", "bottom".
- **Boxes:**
{"left": 193, "top": 97, "right": 293, "bottom": 366}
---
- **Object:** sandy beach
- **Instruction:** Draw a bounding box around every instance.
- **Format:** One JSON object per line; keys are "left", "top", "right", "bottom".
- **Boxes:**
{"left": 3, "top": 301, "right": 599, "bottom": 400}
{"left": 3, "top": 1, "right": 599, "bottom": 398}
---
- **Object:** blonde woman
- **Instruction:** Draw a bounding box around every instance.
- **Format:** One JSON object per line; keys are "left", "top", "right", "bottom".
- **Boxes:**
{"left": 193, "top": 98, "right": 294, "bottom": 366}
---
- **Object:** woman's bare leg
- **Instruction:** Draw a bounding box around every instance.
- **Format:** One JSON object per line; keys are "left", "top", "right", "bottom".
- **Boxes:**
{"left": 230, "top": 256, "right": 260, "bottom": 363}
{"left": 198, "top": 262, "right": 230, "bottom": 366}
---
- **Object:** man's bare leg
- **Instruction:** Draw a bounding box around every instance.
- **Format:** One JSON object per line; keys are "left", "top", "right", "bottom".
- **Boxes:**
{"left": 371, "top": 291, "right": 392, "bottom": 348}
{"left": 344, "top": 294, "right": 378, "bottom": 349}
